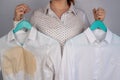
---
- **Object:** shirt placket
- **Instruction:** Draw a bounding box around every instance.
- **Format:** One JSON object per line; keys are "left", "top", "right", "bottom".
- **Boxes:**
{"left": 61, "top": 13, "right": 66, "bottom": 24}
{"left": 61, "top": 13, "right": 67, "bottom": 45}
{"left": 93, "top": 42, "right": 102, "bottom": 80}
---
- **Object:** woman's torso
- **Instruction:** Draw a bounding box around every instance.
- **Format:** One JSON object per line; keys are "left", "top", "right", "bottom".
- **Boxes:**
{"left": 30, "top": 4, "right": 90, "bottom": 45}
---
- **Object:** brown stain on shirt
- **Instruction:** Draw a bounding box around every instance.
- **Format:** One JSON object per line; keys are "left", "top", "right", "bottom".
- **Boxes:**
{"left": 2, "top": 46, "right": 36, "bottom": 76}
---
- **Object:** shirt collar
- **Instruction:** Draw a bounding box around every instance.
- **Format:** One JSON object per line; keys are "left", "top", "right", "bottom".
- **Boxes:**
{"left": 44, "top": 2, "right": 77, "bottom": 15}
{"left": 68, "top": 3, "right": 77, "bottom": 15}
{"left": 84, "top": 28, "right": 112, "bottom": 44}
{"left": 44, "top": 3, "right": 51, "bottom": 14}
{"left": 7, "top": 27, "right": 37, "bottom": 42}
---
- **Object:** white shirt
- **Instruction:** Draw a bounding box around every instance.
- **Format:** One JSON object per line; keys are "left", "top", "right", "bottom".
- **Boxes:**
{"left": 0, "top": 27, "right": 61, "bottom": 80}
{"left": 59, "top": 28, "right": 120, "bottom": 80}
{"left": 14, "top": 3, "right": 90, "bottom": 46}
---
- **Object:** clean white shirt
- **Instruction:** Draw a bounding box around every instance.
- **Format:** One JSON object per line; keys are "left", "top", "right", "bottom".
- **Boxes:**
{"left": 59, "top": 28, "right": 120, "bottom": 80}
{"left": 0, "top": 27, "right": 61, "bottom": 80}
{"left": 14, "top": 3, "right": 90, "bottom": 46}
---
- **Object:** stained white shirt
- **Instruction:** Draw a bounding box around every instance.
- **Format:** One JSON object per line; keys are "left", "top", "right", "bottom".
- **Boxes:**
{"left": 59, "top": 28, "right": 120, "bottom": 80}
{"left": 0, "top": 27, "right": 61, "bottom": 80}
{"left": 14, "top": 3, "right": 90, "bottom": 46}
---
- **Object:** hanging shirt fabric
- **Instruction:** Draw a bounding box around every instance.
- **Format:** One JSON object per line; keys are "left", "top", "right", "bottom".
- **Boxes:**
{"left": 0, "top": 27, "right": 61, "bottom": 80}
{"left": 59, "top": 28, "right": 120, "bottom": 80}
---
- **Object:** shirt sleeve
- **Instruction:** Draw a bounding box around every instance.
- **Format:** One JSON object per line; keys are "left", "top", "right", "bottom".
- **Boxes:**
{"left": 30, "top": 11, "right": 36, "bottom": 27}
{"left": 83, "top": 12, "right": 90, "bottom": 30}
{"left": 30, "top": 10, "right": 41, "bottom": 30}
{"left": 76, "top": 8, "right": 90, "bottom": 31}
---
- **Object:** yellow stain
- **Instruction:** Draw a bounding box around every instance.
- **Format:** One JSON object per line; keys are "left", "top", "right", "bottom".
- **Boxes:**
{"left": 2, "top": 46, "right": 36, "bottom": 76}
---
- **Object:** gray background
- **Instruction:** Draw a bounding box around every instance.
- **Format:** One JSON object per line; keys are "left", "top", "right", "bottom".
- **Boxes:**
{"left": 0, "top": 0, "right": 120, "bottom": 79}
{"left": 0, "top": 0, "right": 120, "bottom": 37}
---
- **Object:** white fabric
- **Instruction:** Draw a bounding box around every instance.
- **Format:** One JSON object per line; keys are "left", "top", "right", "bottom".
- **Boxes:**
{"left": 59, "top": 28, "right": 120, "bottom": 80}
{"left": 13, "top": 3, "right": 90, "bottom": 46}
{"left": 0, "top": 27, "right": 61, "bottom": 80}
